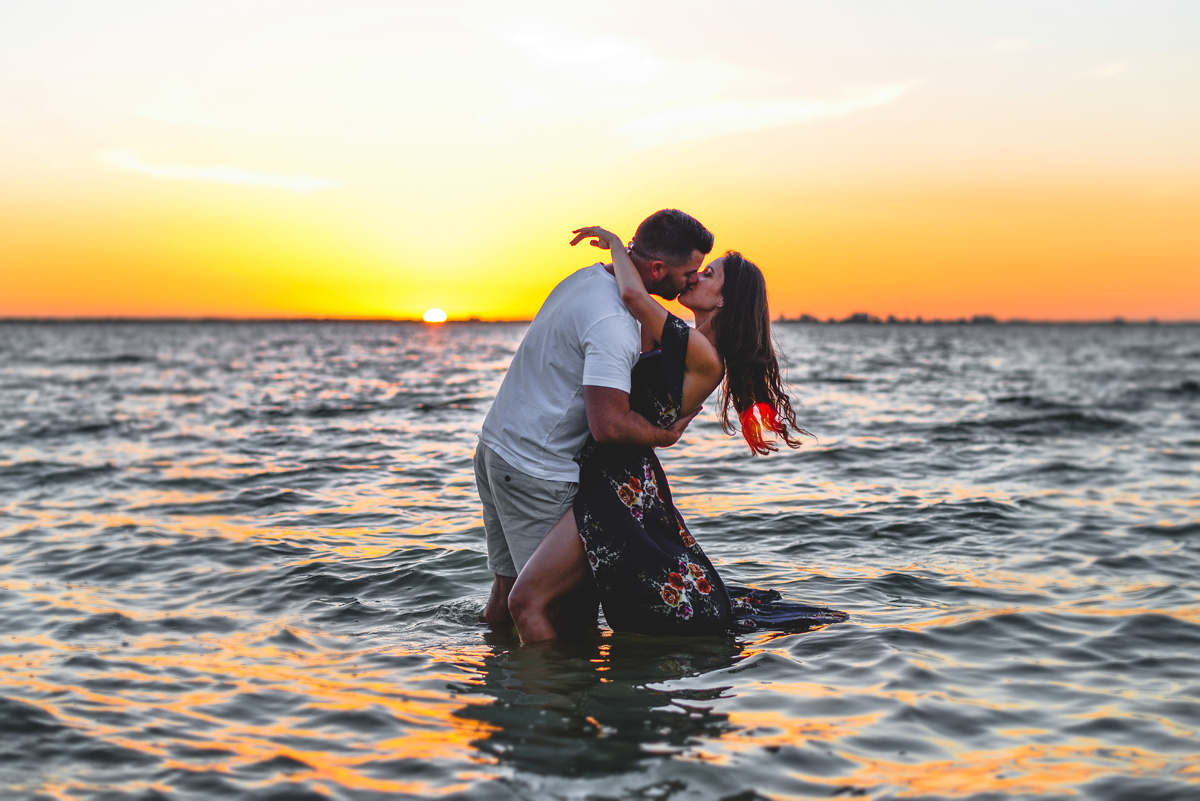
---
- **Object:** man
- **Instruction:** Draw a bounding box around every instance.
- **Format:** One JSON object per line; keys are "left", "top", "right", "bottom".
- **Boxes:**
{"left": 475, "top": 208, "right": 714, "bottom": 627}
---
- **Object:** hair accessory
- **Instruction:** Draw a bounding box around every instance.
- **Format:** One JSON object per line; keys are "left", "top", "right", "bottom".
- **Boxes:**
{"left": 739, "top": 402, "right": 784, "bottom": 455}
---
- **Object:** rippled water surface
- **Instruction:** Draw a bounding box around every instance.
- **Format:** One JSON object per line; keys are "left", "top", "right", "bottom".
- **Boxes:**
{"left": 2, "top": 321, "right": 1198, "bottom": 800}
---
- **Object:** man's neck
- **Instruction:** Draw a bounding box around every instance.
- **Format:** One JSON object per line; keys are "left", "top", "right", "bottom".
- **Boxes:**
{"left": 604, "top": 261, "right": 661, "bottom": 296}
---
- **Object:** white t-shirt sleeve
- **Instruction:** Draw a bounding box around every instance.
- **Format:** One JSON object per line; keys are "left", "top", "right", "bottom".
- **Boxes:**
{"left": 580, "top": 314, "right": 640, "bottom": 393}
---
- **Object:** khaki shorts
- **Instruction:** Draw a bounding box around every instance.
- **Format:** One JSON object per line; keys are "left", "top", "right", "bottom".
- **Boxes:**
{"left": 474, "top": 442, "right": 578, "bottom": 577}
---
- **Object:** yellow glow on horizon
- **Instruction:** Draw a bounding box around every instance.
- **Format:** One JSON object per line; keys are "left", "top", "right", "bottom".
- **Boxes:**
{"left": 423, "top": 308, "right": 448, "bottom": 323}
{"left": 1, "top": 3, "right": 1197, "bottom": 321}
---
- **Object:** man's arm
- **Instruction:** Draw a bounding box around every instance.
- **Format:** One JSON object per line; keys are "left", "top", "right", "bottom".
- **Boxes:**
{"left": 584, "top": 386, "right": 698, "bottom": 448}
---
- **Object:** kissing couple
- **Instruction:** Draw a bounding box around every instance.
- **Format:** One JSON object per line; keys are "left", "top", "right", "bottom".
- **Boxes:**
{"left": 474, "top": 209, "right": 845, "bottom": 642}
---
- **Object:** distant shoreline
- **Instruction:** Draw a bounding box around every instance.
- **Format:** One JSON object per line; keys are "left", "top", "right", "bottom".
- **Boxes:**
{"left": 1, "top": 316, "right": 1196, "bottom": 326}
{"left": 0, "top": 317, "right": 530, "bottom": 325}
{"left": 773, "top": 314, "right": 1199, "bottom": 326}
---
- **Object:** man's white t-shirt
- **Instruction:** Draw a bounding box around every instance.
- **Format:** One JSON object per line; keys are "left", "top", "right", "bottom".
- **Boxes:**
{"left": 479, "top": 263, "right": 640, "bottom": 483}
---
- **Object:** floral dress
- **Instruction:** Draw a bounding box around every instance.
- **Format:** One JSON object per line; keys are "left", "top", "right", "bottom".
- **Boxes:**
{"left": 574, "top": 313, "right": 847, "bottom": 636}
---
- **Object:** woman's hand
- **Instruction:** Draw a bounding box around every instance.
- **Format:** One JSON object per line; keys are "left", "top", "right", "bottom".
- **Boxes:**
{"left": 571, "top": 223, "right": 668, "bottom": 345}
{"left": 569, "top": 226, "right": 623, "bottom": 251}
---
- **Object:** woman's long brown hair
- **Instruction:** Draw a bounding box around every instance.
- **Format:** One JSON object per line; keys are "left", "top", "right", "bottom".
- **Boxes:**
{"left": 712, "top": 251, "right": 810, "bottom": 455}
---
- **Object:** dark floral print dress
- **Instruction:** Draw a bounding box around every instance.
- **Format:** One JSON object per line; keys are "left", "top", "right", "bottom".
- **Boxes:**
{"left": 574, "top": 313, "right": 847, "bottom": 636}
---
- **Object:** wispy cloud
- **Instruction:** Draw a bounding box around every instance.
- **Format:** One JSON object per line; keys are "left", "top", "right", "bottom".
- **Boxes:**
{"left": 140, "top": 88, "right": 231, "bottom": 131}
{"left": 618, "top": 85, "right": 910, "bottom": 148}
{"left": 990, "top": 38, "right": 1032, "bottom": 54}
{"left": 493, "top": 21, "right": 667, "bottom": 83}
{"left": 99, "top": 151, "right": 339, "bottom": 193}
{"left": 1082, "top": 62, "right": 1131, "bottom": 79}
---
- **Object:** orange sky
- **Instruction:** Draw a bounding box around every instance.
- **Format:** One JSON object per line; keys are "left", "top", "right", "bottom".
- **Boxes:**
{"left": 2, "top": 1, "right": 1198, "bottom": 321}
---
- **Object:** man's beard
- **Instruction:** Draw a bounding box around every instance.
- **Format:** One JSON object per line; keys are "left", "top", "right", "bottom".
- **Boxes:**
{"left": 646, "top": 276, "right": 681, "bottom": 301}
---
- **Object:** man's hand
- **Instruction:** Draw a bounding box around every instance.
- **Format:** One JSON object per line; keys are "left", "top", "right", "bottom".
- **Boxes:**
{"left": 661, "top": 406, "right": 702, "bottom": 447}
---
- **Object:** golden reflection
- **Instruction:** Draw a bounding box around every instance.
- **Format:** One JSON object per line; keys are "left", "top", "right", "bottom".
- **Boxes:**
{"left": 6, "top": 406, "right": 1196, "bottom": 801}
{"left": 4, "top": 507, "right": 458, "bottom": 556}
{"left": 1, "top": 631, "right": 502, "bottom": 797}
{"left": 701, "top": 710, "right": 882, "bottom": 763}
{"left": 451, "top": 635, "right": 745, "bottom": 776}
{"left": 666, "top": 470, "right": 1200, "bottom": 522}
{"left": 684, "top": 702, "right": 1197, "bottom": 797}
{"left": 831, "top": 743, "right": 1194, "bottom": 797}
{"left": 4, "top": 603, "right": 1198, "bottom": 799}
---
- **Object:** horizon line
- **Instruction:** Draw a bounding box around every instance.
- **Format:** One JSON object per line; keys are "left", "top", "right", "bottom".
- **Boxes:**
{"left": 2, "top": 315, "right": 1197, "bottom": 326}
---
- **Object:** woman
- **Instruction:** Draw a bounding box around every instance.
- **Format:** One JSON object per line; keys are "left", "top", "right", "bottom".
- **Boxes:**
{"left": 507, "top": 227, "right": 846, "bottom": 642}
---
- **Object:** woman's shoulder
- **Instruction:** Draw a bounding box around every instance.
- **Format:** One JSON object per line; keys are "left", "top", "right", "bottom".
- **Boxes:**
{"left": 683, "top": 324, "right": 722, "bottom": 380}
{"left": 664, "top": 311, "right": 690, "bottom": 330}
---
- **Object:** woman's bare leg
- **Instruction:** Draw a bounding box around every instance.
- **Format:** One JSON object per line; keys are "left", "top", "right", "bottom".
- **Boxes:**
{"left": 508, "top": 510, "right": 588, "bottom": 643}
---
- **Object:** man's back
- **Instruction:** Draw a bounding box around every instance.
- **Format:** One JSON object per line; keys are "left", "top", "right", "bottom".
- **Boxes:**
{"left": 479, "top": 262, "right": 640, "bottom": 483}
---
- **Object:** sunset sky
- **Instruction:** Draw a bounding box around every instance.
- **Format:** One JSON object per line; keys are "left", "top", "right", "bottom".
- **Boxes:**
{"left": 3, "top": 1, "right": 1198, "bottom": 321}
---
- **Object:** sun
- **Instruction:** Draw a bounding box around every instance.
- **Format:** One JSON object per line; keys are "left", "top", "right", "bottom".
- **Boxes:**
{"left": 423, "top": 308, "right": 448, "bottom": 323}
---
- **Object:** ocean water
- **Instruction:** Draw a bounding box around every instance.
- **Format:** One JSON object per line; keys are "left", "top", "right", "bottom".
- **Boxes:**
{"left": 1, "top": 320, "right": 1198, "bottom": 801}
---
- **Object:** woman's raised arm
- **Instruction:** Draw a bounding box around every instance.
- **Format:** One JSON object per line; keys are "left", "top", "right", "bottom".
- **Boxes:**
{"left": 570, "top": 226, "right": 670, "bottom": 344}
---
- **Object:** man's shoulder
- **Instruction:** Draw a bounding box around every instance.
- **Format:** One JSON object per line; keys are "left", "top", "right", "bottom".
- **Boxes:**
{"left": 543, "top": 263, "right": 627, "bottom": 320}
{"left": 557, "top": 262, "right": 612, "bottom": 293}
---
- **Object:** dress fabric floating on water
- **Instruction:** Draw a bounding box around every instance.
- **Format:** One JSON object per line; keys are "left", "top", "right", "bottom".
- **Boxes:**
{"left": 573, "top": 313, "right": 848, "bottom": 635}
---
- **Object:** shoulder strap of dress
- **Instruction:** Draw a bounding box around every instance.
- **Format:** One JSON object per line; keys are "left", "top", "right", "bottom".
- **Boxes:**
{"left": 661, "top": 313, "right": 690, "bottom": 411}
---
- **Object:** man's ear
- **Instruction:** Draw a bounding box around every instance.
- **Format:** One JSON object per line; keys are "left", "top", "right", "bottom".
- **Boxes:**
{"left": 647, "top": 260, "right": 667, "bottom": 280}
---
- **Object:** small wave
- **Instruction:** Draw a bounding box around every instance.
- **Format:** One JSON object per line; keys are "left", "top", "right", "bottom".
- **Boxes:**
{"left": 1130, "top": 521, "right": 1200, "bottom": 538}
{"left": 934, "top": 411, "right": 1136, "bottom": 439}
{"left": 434, "top": 598, "right": 486, "bottom": 625}
{"left": 311, "top": 598, "right": 395, "bottom": 626}
{"left": 993, "top": 411, "right": 1135, "bottom": 435}
{"left": 130, "top": 486, "right": 312, "bottom": 516}
{"left": 0, "top": 696, "right": 66, "bottom": 736}
{"left": 258, "top": 626, "right": 319, "bottom": 651}
{"left": 1168, "top": 379, "right": 1200, "bottom": 397}
{"left": 0, "top": 696, "right": 157, "bottom": 770}
{"left": 126, "top": 475, "right": 230, "bottom": 493}
{"left": 0, "top": 420, "right": 120, "bottom": 443}
{"left": 54, "top": 611, "right": 143, "bottom": 641}
{"left": 995, "top": 394, "right": 1078, "bottom": 411}
{"left": 11, "top": 353, "right": 154, "bottom": 367}
{"left": 0, "top": 460, "right": 117, "bottom": 490}
{"left": 808, "top": 375, "right": 869, "bottom": 384}
{"left": 306, "top": 401, "right": 392, "bottom": 418}
{"left": 866, "top": 570, "right": 1043, "bottom": 607}
{"left": 990, "top": 460, "right": 1119, "bottom": 485}
{"left": 416, "top": 396, "right": 483, "bottom": 412}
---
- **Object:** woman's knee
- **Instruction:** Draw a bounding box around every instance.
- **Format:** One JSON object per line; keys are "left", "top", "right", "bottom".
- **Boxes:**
{"left": 507, "top": 579, "right": 543, "bottom": 623}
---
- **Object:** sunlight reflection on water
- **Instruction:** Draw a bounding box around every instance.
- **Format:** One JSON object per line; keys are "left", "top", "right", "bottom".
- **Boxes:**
{"left": 1, "top": 321, "right": 1198, "bottom": 799}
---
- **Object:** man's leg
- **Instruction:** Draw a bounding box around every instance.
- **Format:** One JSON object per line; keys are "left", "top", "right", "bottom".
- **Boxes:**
{"left": 483, "top": 575, "right": 516, "bottom": 627}
{"left": 475, "top": 444, "right": 518, "bottom": 628}
{"left": 476, "top": 443, "right": 585, "bottom": 634}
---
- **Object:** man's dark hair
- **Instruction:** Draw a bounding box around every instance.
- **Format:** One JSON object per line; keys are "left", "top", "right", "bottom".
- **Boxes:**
{"left": 630, "top": 209, "right": 714, "bottom": 267}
